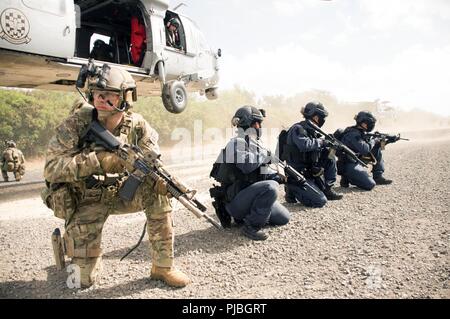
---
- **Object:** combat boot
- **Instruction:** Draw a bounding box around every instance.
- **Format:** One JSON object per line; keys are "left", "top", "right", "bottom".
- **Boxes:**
{"left": 151, "top": 265, "right": 191, "bottom": 288}
{"left": 340, "top": 176, "right": 349, "bottom": 188}
{"left": 323, "top": 187, "right": 343, "bottom": 201}
{"left": 374, "top": 176, "right": 393, "bottom": 185}
{"left": 284, "top": 185, "right": 297, "bottom": 204}
{"left": 242, "top": 224, "right": 268, "bottom": 241}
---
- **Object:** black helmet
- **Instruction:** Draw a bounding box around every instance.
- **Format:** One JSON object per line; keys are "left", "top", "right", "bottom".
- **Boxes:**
{"left": 302, "top": 102, "right": 329, "bottom": 119}
{"left": 355, "top": 111, "right": 377, "bottom": 132}
{"left": 168, "top": 17, "right": 180, "bottom": 29}
{"left": 231, "top": 106, "right": 266, "bottom": 129}
{"left": 302, "top": 102, "right": 328, "bottom": 127}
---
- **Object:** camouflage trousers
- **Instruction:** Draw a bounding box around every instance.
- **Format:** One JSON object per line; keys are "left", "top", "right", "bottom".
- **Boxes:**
{"left": 2, "top": 163, "right": 25, "bottom": 181}
{"left": 63, "top": 176, "right": 173, "bottom": 287}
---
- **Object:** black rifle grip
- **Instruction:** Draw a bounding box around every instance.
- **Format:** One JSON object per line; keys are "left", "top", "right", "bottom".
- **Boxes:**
{"left": 119, "top": 174, "right": 142, "bottom": 202}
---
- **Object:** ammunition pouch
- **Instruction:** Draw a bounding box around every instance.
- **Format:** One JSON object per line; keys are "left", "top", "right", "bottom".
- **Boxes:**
{"left": 81, "top": 175, "right": 124, "bottom": 208}
{"left": 284, "top": 144, "right": 321, "bottom": 167}
{"left": 42, "top": 183, "right": 78, "bottom": 221}
{"left": 80, "top": 188, "right": 103, "bottom": 206}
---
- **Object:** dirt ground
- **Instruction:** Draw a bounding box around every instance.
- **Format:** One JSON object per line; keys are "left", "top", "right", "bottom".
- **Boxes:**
{"left": 0, "top": 135, "right": 449, "bottom": 299}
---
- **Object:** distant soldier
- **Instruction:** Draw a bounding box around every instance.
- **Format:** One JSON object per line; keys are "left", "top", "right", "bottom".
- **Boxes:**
{"left": 282, "top": 102, "right": 343, "bottom": 208}
{"left": 337, "top": 111, "right": 396, "bottom": 190}
{"left": 42, "top": 64, "right": 190, "bottom": 289}
{"left": 1, "top": 140, "right": 25, "bottom": 182}
{"left": 210, "top": 106, "right": 290, "bottom": 241}
{"left": 166, "top": 17, "right": 183, "bottom": 50}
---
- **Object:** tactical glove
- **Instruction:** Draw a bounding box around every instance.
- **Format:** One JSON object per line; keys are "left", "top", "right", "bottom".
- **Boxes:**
{"left": 154, "top": 177, "right": 169, "bottom": 196}
{"left": 96, "top": 151, "right": 129, "bottom": 174}
{"left": 321, "top": 139, "right": 334, "bottom": 149}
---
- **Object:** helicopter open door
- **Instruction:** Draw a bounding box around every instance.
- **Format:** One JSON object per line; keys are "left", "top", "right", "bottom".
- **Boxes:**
{"left": 0, "top": 0, "right": 76, "bottom": 58}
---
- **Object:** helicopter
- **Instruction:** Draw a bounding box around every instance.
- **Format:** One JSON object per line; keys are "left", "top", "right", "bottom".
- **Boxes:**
{"left": 0, "top": 0, "right": 221, "bottom": 113}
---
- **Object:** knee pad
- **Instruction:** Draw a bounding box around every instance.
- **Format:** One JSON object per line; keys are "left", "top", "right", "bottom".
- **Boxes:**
{"left": 63, "top": 232, "right": 103, "bottom": 259}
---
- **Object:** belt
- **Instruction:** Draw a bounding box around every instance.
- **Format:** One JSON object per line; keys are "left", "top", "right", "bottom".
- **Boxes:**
{"left": 85, "top": 174, "right": 122, "bottom": 189}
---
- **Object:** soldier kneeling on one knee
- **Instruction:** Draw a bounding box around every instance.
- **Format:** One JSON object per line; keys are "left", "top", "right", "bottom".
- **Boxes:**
{"left": 1, "top": 140, "right": 25, "bottom": 182}
{"left": 281, "top": 102, "right": 343, "bottom": 208}
{"left": 42, "top": 63, "right": 190, "bottom": 289}
{"left": 210, "top": 106, "right": 291, "bottom": 241}
{"left": 337, "top": 111, "right": 394, "bottom": 191}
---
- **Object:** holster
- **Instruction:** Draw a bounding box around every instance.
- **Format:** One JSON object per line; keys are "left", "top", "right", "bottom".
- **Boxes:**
{"left": 210, "top": 186, "right": 231, "bottom": 228}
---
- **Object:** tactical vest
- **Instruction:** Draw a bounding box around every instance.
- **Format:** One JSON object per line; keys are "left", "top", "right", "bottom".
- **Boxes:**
{"left": 284, "top": 122, "right": 321, "bottom": 166}
{"left": 339, "top": 126, "right": 375, "bottom": 165}
{"left": 42, "top": 103, "right": 146, "bottom": 220}
{"left": 210, "top": 148, "right": 262, "bottom": 186}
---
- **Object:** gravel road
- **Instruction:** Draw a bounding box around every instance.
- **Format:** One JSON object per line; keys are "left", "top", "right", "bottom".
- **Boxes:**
{"left": 0, "top": 135, "right": 448, "bottom": 299}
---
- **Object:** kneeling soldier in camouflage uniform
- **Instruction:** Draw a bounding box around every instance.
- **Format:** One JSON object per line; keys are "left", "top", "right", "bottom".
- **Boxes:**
{"left": 42, "top": 64, "right": 190, "bottom": 288}
{"left": 1, "top": 140, "right": 26, "bottom": 182}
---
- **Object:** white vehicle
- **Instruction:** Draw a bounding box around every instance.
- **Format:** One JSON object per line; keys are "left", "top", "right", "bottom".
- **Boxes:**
{"left": 0, "top": 0, "right": 221, "bottom": 113}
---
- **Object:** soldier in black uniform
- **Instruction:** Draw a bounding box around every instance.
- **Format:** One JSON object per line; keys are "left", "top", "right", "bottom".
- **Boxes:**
{"left": 210, "top": 106, "right": 290, "bottom": 241}
{"left": 338, "top": 111, "right": 394, "bottom": 190}
{"left": 283, "top": 102, "right": 343, "bottom": 207}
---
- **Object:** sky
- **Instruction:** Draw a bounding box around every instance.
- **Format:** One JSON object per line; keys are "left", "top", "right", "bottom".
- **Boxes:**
{"left": 174, "top": 0, "right": 450, "bottom": 116}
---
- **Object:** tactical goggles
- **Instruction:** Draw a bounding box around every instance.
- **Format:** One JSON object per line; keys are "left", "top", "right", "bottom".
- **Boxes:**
{"left": 92, "top": 90, "right": 121, "bottom": 99}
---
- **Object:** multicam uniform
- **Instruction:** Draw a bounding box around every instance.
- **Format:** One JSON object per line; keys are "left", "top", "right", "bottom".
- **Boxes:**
{"left": 43, "top": 101, "right": 173, "bottom": 287}
{"left": 1, "top": 145, "right": 26, "bottom": 181}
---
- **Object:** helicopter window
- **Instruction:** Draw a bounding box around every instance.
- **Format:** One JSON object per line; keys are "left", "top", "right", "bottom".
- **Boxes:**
{"left": 74, "top": 0, "right": 149, "bottom": 67}
{"left": 164, "top": 12, "right": 187, "bottom": 53}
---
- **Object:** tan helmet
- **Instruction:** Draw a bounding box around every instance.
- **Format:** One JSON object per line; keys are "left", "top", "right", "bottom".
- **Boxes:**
{"left": 87, "top": 64, "right": 137, "bottom": 110}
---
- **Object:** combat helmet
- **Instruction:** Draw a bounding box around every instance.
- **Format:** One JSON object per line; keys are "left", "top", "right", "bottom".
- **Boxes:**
{"left": 301, "top": 102, "right": 329, "bottom": 127}
{"left": 168, "top": 17, "right": 181, "bottom": 29}
{"left": 87, "top": 64, "right": 137, "bottom": 111}
{"left": 355, "top": 111, "right": 377, "bottom": 132}
{"left": 231, "top": 106, "right": 266, "bottom": 129}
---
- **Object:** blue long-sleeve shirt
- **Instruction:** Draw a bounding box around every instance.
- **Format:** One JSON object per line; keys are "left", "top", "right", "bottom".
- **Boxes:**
{"left": 341, "top": 126, "right": 376, "bottom": 156}
{"left": 287, "top": 121, "right": 323, "bottom": 153}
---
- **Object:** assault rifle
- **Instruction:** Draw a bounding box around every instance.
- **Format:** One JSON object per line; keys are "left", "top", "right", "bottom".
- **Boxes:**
{"left": 366, "top": 132, "right": 409, "bottom": 143}
{"left": 209, "top": 139, "right": 320, "bottom": 228}
{"left": 81, "top": 120, "right": 222, "bottom": 230}
{"left": 252, "top": 140, "right": 320, "bottom": 195}
{"left": 306, "top": 120, "right": 368, "bottom": 168}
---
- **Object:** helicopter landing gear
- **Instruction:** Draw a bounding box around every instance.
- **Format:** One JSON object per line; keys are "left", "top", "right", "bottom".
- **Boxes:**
{"left": 162, "top": 80, "right": 187, "bottom": 114}
{"left": 157, "top": 60, "right": 188, "bottom": 114}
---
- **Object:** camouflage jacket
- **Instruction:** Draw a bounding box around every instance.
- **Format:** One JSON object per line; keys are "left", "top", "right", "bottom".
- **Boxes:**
{"left": 44, "top": 100, "right": 160, "bottom": 185}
